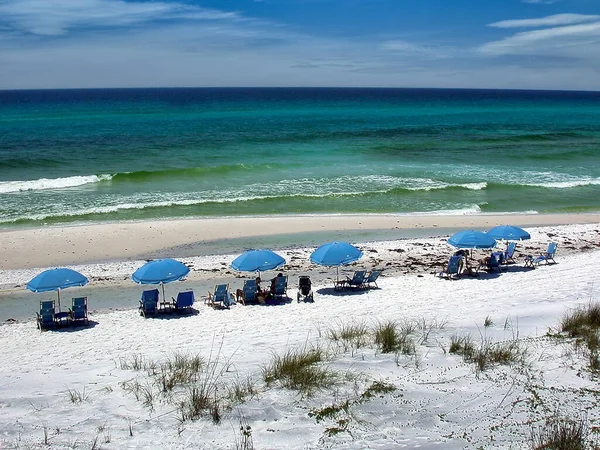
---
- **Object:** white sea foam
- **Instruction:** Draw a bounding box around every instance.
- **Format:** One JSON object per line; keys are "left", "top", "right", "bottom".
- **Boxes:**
{"left": 413, "top": 205, "right": 483, "bottom": 215}
{"left": 0, "top": 174, "right": 113, "bottom": 194}
{"left": 524, "top": 179, "right": 600, "bottom": 189}
{"left": 267, "top": 175, "right": 487, "bottom": 193}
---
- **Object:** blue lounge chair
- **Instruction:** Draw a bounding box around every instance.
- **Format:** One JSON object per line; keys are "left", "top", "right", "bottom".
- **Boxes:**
{"left": 532, "top": 242, "right": 558, "bottom": 266}
{"left": 241, "top": 279, "right": 258, "bottom": 304}
{"left": 70, "top": 297, "right": 89, "bottom": 325}
{"left": 139, "top": 289, "right": 159, "bottom": 318}
{"left": 271, "top": 275, "right": 288, "bottom": 299}
{"left": 439, "top": 255, "right": 463, "bottom": 279}
{"left": 208, "top": 284, "right": 234, "bottom": 308}
{"left": 172, "top": 291, "right": 195, "bottom": 314}
{"left": 337, "top": 270, "right": 367, "bottom": 290}
{"left": 364, "top": 270, "right": 382, "bottom": 289}
{"left": 503, "top": 242, "right": 517, "bottom": 264}
{"left": 478, "top": 252, "right": 503, "bottom": 273}
{"left": 37, "top": 300, "right": 56, "bottom": 330}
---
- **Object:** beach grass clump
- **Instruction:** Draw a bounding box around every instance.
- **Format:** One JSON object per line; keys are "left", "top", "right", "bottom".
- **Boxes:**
{"left": 358, "top": 380, "right": 396, "bottom": 402}
{"left": 178, "top": 385, "right": 221, "bottom": 424}
{"left": 561, "top": 303, "right": 600, "bottom": 337}
{"left": 374, "top": 320, "right": 415, "bottom": 355}
{"left": 226, "top": 375, "right": 259, "bottom": 405}
{"left": 157, "top": 352, "right": 203, "bottom": 393}
{"left": 177, "top": 350, "right": 230, "bottom": 424}
{"left": 120, "top": 348, "right": 228, "bottom": 423}
{"left": 262, "top": 346, "right": 336, "bottom": 396}
{"left": 66, "top": 386, "right": 89, "bottom": 404}
{"left": 449, "top": 334, "right": 476, "bottom": 357}
{"left": 530, "top": 414, "right": 590, "bottom": 450}
{"left": 449, "top": 335, "right": 523, "bottom": 372}
{"left": 468, "top": 340, "right": 524, "bottom": 373}
{"left": 327, "top": 321, "right": 370, "bottom": 352}
{"left": 118, "top": 353, "right": 146, "bottom": 371}
{"left": 308, "top": 380, "right": 396, "bottom": 440}
{"left": 561, "top": 303, "right": 600, "bottom": 371}
{"left": 120, "top": 380, "right": 156, "bottom": 411}
{"left": 416, "top": 318, "right": 446, "bottom": 345}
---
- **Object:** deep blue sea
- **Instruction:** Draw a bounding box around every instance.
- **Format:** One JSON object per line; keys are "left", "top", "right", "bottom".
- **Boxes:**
{"left": 1, "top": 87, "right": 600, "bottom": 227}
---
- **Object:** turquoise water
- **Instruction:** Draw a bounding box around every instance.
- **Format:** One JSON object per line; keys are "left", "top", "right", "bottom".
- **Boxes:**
{"left": 1, "top": 87, "right": 600, "bottom": 227}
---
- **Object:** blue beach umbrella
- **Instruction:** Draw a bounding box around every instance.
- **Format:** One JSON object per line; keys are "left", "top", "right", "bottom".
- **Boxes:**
{"left": 310, "top": 241, "right": 363, "bottom": 281}
{"left": 448, "top": 230, "right": 497, "bottom": 250}
{"left": 231, "top": 249, "right": 286, "bottom": 273}
{"left": 132, "top": 258, "right": 190, "bottom": 284}
{"left": 487, "top": 225, "right": 531, "bottom": 241}
{"left": 132, "top": 258, "right": 190, "bottom": 301}
{"left": 27, "top": 268, "right": 89, "bottom": 310}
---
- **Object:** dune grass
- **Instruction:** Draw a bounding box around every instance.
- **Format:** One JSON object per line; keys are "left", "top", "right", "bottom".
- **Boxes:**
{"left": 263, "top": 346, "right": 337, "bottom": 397}
{"left": 561, "top": 303, "right": 600, "bottom": 372}
{"left": 374, "top": 320, "right": 415, "bottom": 355}
{"left": 449, "top": 334, "right": 524, "bottom": 372}
{"left": 530, "top": 414, "right": 592, "bottom": 450}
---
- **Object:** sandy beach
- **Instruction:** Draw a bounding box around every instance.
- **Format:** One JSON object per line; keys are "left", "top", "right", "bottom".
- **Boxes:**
{"left": 2, "top": 213, "right": 600, "bottom": 270}
{"left": 2, "top": 213, "right": 600, "bottom": 322}
{"left": 1, "top": 215, "right": 600, "bottom": 448}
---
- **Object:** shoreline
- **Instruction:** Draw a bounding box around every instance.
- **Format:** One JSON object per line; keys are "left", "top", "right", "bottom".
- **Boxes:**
{"left": 2, "top": 212, "right": 600, "bottom": 271}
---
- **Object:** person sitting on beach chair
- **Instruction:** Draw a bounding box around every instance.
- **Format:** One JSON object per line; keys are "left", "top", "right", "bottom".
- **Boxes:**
{"left": 236, "top": 277, "right": 265, "bottom": 304}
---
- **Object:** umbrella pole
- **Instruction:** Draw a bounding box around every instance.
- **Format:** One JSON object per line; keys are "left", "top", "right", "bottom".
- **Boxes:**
{"left": 57, "top": 288, "right": 61, "bottom": 312}
{"left": 161, "top": 282, "right": 166, "bottom": 305}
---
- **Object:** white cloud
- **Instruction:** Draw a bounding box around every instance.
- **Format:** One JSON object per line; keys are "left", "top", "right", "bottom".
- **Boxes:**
{"left": 0, "top": 0, "right": 244, "bottom": 35}
{"left": 489, "top": 14, "right": 600, "bottom": 29}
{"left": 480, "top": 21, "right": 600, "bottom": 58}
{"left": 522, "top": 0, "right": 559, "bottom": 4}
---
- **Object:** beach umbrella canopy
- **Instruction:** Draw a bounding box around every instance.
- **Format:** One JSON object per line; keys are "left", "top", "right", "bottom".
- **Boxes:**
{"left": 132, "top": 258, "right": 190, "bottom": 285}
{"left": 27, "top": 268, "right": 89, "bottom": 310}
{"left": 132, "top": 258, "right": 190, "bottom": 303}
{"left": 448, "top": 230, "right": 497, "bottom": 249}
{"left": 310, "top": 241, "right": 363, "bottom": 267}
{"left": 487, "top": 225, "right": 531, "bottom": 241}
{"left": 231, "top": 249, "right": 286, "bottom": 273}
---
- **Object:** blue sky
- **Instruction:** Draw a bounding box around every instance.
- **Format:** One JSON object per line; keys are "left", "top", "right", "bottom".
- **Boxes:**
{"left": 0, "top": 0, "right": 599, "bottom": 90}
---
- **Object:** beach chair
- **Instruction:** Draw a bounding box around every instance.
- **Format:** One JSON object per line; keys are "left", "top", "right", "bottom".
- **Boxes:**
{"left": 543, "top": 242, "right": 557, "bottom": 264}
{"left": 363, "top": 270, "right": 382, "bottom": 289}
{"left": 208, "top": 284, "right": 234, "bottom": 309}
{"left": 37, "top": 300, "right": 56, "bottom": 330}
{"left": 70, "top": 297, "right": 89, "bottom": 325}
{"left": 478, "top": 252, "right": 503, "bottom": 273}
{"left": 172, "top": 290, "right": 195, "bottom": 314}
{"left": 271, "top": 275, "right": 288, "bottom": 300}
{"left": 503, "top": 242, "right": 517, "bottom": 264}
{"left": 139, "top": 289, "right": 159, "bottom": 318}
{"left": 335, "top": 270, "right": 367, "bottom": 290}
{"left": 532, "top": 242, "right": 558, "bottom": 266}
{"left": 241, "top": 279, "right": 258, "bottom": 304}
{"left": 438, "top": 255, "right": 463, "bottom": 279}
{"left": 297, "top": 276, "right": 314, "bottom": 303}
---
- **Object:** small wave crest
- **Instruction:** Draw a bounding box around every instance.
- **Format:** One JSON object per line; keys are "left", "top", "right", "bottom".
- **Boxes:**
{"left": 523, "top": 179, "right": 600, "bottom": 189}
{"left": 0, "top": 174, "right": 113, "bottom": 194}
{"left": 413, "top": 205, "right": 482, "bottom": 215}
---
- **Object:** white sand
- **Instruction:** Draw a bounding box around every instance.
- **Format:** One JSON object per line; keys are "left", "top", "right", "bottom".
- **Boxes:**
{"left": 1, "top": 218, "right": 600, "bottom": 448}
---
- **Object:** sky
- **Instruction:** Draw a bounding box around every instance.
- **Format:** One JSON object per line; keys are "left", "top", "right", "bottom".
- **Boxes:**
{"left": 0, "top": 0, "right": 599, "bottom": 90}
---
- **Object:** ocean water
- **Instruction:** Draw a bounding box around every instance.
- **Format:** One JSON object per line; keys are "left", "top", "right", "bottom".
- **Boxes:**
{"left": 1, "top": 87, "right": 600, "bottom": 228}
